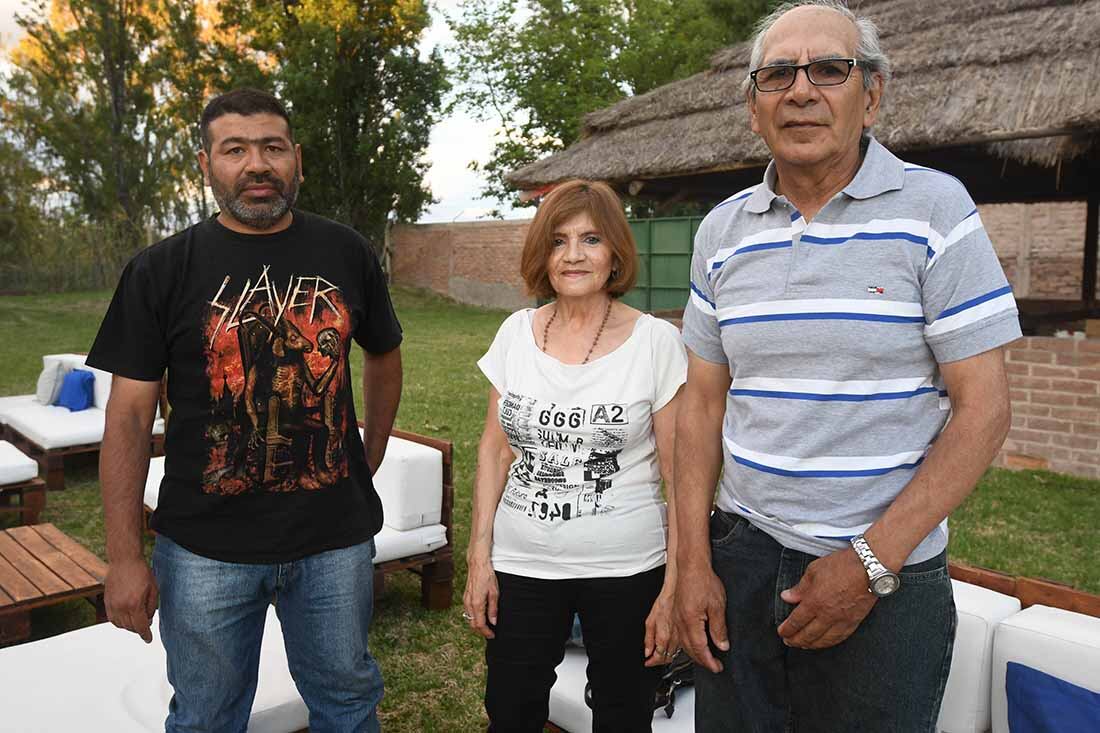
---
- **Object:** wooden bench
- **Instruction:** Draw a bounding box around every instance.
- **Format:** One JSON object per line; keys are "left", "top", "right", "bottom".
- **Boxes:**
{"left": 371, "top": 428, "right": 455, "bottom": 611}
{"left": 2, "top": 370, "right": 168, "bottom": 492}
{"left": 143, "top": 427, "right": 455, "bottom": 611}
{"left": 0, "top": 477, "right": 46, "bottom": 526}
{"left": 0, "top": 523, "right": 107, "bottom": 646}
{"left": 949, "top": 561, "right": 1100, "bottom": 618}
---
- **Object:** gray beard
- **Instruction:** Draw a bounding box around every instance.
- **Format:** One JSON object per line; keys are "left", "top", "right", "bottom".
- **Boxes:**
{"left": 211, "top": 172, "right": 300, "bottom": 230}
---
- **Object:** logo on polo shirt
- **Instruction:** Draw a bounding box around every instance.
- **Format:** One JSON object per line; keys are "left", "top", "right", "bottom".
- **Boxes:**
{"left": 867, "top": 286, "right": 885, "bottom": 295}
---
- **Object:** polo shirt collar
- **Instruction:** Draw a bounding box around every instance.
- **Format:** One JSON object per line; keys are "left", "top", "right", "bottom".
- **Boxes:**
{"left": 743, "top": 136, "right": 906, "bottom": 214}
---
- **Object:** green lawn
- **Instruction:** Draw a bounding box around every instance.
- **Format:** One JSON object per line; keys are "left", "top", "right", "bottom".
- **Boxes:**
{"left": 1, "top": 286, "right": 1099, "bottom": 731}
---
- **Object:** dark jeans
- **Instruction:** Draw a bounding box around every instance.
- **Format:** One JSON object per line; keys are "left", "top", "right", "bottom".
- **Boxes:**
{"left": 153, "top": 535, "right": 383, "bottom": 733}
{"left": 696, "top": 510, "right": 956, "bottom": 733}
{"left": 485, "top": 567, "right": 665, "bottom": 733}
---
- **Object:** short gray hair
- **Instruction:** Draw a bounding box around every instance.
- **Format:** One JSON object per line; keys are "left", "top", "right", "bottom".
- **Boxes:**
{"left": 741, "top": 0, "right": 891, "bottom": 97}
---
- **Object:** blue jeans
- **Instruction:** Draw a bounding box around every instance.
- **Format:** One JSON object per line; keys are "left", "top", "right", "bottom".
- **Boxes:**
{"left": 696, "top": 510, "right": 956, "bottom": 733}
{"left": 152, "top": 535, "right": 383, "bottom": 733}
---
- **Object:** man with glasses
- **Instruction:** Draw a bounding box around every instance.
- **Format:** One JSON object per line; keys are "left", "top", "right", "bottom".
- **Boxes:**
{"left": 674, "top": 2, "right": 1020, "bottom": 731}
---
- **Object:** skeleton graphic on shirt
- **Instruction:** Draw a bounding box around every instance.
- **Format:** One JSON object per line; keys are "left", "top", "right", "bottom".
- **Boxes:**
{"left": 498, "top": 392, "right": 628, "bottom": 522}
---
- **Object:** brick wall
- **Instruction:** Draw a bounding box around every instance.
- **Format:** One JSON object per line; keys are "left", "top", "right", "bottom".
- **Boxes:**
{"left": 982, "top": 202, "right": 1094, "bottom": 299}
{"left": 394, "top": 202, "right": 1094, "bottom": 305}
{"left": 390, "top": 220, "right": 534, "bottom": 311}
{"left": 999, "top": 337, "right": 1100, "bottom": 479}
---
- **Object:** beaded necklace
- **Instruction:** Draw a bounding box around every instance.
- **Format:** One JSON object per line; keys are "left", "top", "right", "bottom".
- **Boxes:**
{"left": 542, "top": 299, "right": 613, "bottom": 364}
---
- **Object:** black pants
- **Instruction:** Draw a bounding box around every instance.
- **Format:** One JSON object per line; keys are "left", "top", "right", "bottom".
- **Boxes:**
{"left": 485, "top": 566, "right": 665, "bottom": 733}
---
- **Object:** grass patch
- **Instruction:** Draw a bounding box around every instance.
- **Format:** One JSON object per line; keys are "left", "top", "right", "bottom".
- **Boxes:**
{"left": 2, "top": 285, "right": 1099, "bottom": 730}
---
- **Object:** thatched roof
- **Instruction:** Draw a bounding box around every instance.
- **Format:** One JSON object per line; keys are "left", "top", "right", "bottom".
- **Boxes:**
{"left": 507, "top": 0, "right": 1100, "bottom": 203}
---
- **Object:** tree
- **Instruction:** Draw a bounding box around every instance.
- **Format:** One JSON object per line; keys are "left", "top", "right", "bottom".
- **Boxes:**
{"left": 449, "top": 0, "right": 772, "bottom": 204}
{"left": 221, "top": 0, "right": 448, "bottom": 248}
{"left": 3, "top": 0, "right": 206, "bottom": 251}
{"left": 0, "top": 135, "right": 46, "bottom": 266}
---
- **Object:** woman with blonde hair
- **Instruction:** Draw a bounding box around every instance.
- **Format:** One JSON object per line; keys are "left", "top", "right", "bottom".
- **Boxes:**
{"left": 463, "top": 179, "right": 687, "bottom": 731}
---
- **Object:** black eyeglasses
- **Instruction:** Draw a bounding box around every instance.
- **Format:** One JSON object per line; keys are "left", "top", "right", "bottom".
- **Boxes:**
{"left": 749, "top": 58, "right": 863, "bottom": 93}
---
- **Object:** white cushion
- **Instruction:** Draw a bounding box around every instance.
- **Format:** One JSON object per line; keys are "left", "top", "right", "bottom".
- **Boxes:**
{"left": 0, "top": 394, "right": 37, "bottom": 426}
{"left": 4, "top": 405, "right": 164, "bottom": 450}
{"left": 5, "top": 405, "right": 106, "bottom": 449}
{"left": 0, "top": 606, "right": 308, "bottom": 732}
{"left": 145, "top": 456, "right": 166, "bottom": 509}
{"left": 937, "top": 580, "right": 1022, "bottom": 733}
{"left": 361, "top": 428, "right": 443, "bottom": 530}
{"left": 373, "top": 524, "right": 447, "bottom": 564}
{"left": 145, "top": 456, "right": 446, "bottom": 564}
{"left": 56, "top": 352, "right": 86, "bottom": 367}
{"left": 85, "top": 364, "right": 113, "bottom": 411}
{"left": 0, "top": 440, "right": 38, "bottom": 485}
{"left": 35, "top": 353, "right": 91, "bottom": 405}
{"left": 35, "top": 358, "right": 64, "bottom": 405}
{"left": 549, "top": 647, "right": 694, "bottom": 731}
{"left": 992, "top": 605, "right": 1100, "bottom": 732}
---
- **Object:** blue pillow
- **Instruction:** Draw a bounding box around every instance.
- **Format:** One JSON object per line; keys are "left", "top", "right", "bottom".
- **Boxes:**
{"left": 1007, "top": 661, "right": 1100, "bottom": 733}
{"left": 54, "top": 369, "right": 95, "bottom": 412}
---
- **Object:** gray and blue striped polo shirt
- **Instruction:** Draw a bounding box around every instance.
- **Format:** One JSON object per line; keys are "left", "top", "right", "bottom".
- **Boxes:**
{"left": 682, "top": 137, "right": 1021, "bottom": 564}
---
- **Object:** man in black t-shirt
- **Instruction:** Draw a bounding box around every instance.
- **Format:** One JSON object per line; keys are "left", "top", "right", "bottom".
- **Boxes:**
{"left": 88, "top": 88, "right": 402, "bottom": 732}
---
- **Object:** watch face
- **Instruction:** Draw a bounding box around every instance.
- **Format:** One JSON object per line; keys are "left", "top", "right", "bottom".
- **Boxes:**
{"left": 871, "top": 574, "right": 900, "bottom": 597}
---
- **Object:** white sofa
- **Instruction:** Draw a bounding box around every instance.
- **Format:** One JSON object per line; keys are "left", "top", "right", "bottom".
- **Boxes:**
{"left": 547, "top": 580, "right": 1060, "bottom": 733}
{"left": 992, "top": 604, "right": 1100, "bottom": 732}
{"left": 2, "top": 353, "right": 165, "bottom": 489}
{"left": 0, "top": 605, "right": 307, "bottom": 732}
{"left": 549, "top": 646, "right": 695, "bottom": 732}
{"left": 143, "top": 431, "right": 448, "bottom": 575}
{"left": 0, "top": 439, "right": 45, "bottom": 524}
{"left": 937, "top": 580, "right": 1022, "bottom": 733}
{"left": 0, "top": 439, "right": 38, "bottom": 486}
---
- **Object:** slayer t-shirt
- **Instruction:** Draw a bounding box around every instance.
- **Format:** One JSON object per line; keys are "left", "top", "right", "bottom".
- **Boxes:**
{"left": 87, "top": 210, "right": 402, "bottom": 563}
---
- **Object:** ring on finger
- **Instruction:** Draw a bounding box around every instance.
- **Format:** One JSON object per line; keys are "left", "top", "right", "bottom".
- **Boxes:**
{"left": 461, "top": 611, "right": 473, "bottom": 621}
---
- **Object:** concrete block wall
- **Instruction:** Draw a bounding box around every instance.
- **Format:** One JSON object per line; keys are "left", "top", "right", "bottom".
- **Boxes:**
{"left": 1000, "top": 337, "right": 1100, "bottom": 480}
{"left": 390, "top": 220, "right": 534, "bottom": 311}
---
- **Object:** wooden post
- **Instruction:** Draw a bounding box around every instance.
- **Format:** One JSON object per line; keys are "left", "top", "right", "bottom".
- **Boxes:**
{"left": 44, "top": 454, "right": 65, "bottom": 491}
{"left": 1084, "top": 188, "right": 1098, "bottom": 304}
{"left": 1016, "top": 205, "right": 1032, "bottom": 298}
{"left": 420, "top": 557, "right": 454, "bottom": 611}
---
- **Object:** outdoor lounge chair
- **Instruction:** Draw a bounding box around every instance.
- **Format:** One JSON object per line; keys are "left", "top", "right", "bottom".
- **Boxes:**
{"left": 143, "top": 427, "right": 454, "bottom": 610}
{"left": 0, "top": 440, "right": 45, "bottom": 526}
{"left": 0, "top": 604, "right": 308, "bottom": 732}
{"left": 1, "top": 354, "right": 166, "bottom": 491}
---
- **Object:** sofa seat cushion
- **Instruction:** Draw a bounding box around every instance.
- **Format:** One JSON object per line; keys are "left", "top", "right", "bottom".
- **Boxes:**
{"left": 373, "top": 524, "right": 447, "bottom": 564}
{"left": 0, "top": 394, "right": 37, "bottom": 426}
{"left": 360, "top": 428, "right": 443, "bottom": 531}
{"left": 992, "top": 604, "right": 1100, "bottom": 732}
{"left": 0, "top": 441, "right": 39, "bottom": 485}
{"left": 5, "top": 405, "right": 164, "bottom": 450}
{"left": 549, "top": 647, "right": 695, "bottom": 732}
{"left": 937, "top": 580, "right": 1022, "bottom": 733}
{"left": 0, "top": 606, "right": 307, "bottom": 733}
{"left": 5, "top": 405, "right": 107, "bottom": 449}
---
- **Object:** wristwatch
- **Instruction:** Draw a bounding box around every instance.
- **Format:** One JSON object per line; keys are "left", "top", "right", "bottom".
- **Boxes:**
{"left": 849, "top": 534, "right": 901, "bottom": 597}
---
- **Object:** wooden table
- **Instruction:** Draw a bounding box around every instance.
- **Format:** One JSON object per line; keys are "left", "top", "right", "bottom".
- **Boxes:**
{"left": 0, "top": 523, "right": 107, "bottom": 646}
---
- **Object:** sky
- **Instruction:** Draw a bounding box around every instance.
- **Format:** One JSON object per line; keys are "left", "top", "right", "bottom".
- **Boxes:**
{"left": 0, "top": 0, "right": 528, "bottom": 223}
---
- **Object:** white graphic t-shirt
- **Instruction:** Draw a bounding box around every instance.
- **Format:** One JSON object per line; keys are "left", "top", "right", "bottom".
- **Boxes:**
{"left": 477, "top": 309, "right": 688, "bottom": 579}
